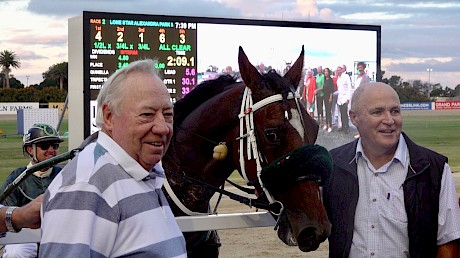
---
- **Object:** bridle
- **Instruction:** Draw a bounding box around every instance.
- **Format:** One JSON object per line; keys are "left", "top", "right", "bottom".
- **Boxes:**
{"left": 237, "top": 86, "right": 306, "bottom": 216}
{"left": 164, "top": 85, "right": 308, "bottom": 217}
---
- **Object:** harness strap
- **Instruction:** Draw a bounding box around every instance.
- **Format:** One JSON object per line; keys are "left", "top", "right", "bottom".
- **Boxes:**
{"left": 163, "top": 171, "right": 272, "bottom": 214}
{"left": 225, "top": 179, "right": 255, "bottom": 195}
{"left": 237, "top": 92, "right": 294, "bottom": 119}
{"left": 180, "top": 173, "right": 272, "bottom": 211}
{"left": 163, "top": 178, "right": 210, "bottom": 216}
{"left": 239, "top": 88, "right": 250, "bottom": 182}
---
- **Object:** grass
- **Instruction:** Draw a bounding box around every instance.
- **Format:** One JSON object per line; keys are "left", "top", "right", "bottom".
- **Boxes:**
{"left": 402, "top": 110, "right": 460, "bottom": 172}
{"left": 0, "top": 110, "right": 459, "bottom": 185}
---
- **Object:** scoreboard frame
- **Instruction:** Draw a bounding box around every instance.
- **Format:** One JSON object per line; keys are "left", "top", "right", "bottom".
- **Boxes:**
{"left": 68, "top": 11, "right": 381, "bottom": 149}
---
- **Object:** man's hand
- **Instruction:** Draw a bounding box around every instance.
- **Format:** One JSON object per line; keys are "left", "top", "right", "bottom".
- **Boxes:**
{"left": 12, "top": 194, "right": 43, "bottom": 230}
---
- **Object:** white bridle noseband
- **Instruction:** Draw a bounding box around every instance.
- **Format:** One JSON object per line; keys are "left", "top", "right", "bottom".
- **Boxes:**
{"left": 238, "top": 87, "right": 304, "bottom": 213}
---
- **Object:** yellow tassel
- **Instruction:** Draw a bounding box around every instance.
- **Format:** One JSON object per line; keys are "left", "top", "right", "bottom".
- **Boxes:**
{"left": 213, "top": 142, "right": 228, "bottom": 160}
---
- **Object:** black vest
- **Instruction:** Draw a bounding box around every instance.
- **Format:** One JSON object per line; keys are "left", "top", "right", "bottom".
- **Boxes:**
{"left": 323, "top": 132, "right": 447, "bottom": 258}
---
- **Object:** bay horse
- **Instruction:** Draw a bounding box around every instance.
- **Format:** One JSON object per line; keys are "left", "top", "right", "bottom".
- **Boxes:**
{"left": 162, "top": 46, "right": 331, "bottom": 257}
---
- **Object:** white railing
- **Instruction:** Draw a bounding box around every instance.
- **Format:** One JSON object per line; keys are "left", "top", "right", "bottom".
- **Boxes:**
{"left": 0, "top": 212, "right": 276, "bottom": 244}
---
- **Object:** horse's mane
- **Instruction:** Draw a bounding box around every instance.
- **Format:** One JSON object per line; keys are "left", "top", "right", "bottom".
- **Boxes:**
{"left": 261, "top": 69, "right": 290, "bottom": 94}
{"left": 174, "top": 70, "right": 294, "bottom": 126}
{"left": 174, "top": 74, "right": 238, "bottom": 126}
{"left": 260, "top": 70, "right": 293, "bottom": 98}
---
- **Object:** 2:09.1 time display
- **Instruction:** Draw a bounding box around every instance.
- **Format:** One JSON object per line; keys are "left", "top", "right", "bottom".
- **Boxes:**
{"left": 167, "top": 56, "right": 195, "bottom": 66}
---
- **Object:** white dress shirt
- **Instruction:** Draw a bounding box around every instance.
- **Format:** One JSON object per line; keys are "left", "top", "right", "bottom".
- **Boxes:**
{"left": 336, "top": 73, "right": 351, "bottom": 105}
{"left": 350, "top": 135, "right": 460, "bottom": 257}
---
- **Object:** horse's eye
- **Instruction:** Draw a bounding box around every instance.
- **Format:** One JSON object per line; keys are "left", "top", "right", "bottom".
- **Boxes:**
{"left": 264, "top": 128, "right": 280, "bottom": 144}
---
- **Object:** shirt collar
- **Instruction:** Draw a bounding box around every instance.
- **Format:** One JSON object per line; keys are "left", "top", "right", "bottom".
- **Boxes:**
{"left": 97, "top": 131, "right": 164, "bottom": 181}
{"left": 355, "top": 134, "right": 407, "bottom": 167}
{"left": 28, "top": 161, "right": 53, "bottom": 178}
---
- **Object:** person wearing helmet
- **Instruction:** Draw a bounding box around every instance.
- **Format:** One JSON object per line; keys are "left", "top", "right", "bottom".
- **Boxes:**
{"left": 0, "top": 123, "right": 63, "bottom": 258}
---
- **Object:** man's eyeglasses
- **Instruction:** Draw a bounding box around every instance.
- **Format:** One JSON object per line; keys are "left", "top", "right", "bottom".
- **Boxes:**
{"left": 36, "top": 142, "right": 60, "bottom": 150}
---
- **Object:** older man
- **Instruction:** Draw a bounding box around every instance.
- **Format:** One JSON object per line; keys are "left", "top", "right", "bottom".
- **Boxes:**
{"left": 323, "top": 82, "right": 460, "bottom": 257}
{"left": 40, "top": 59, "right": 186, "bottom": 257}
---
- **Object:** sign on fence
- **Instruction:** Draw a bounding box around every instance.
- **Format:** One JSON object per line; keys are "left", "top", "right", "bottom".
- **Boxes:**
{"left": 0, "top": 102, "right": 39, "bottom": 115}
{"left": 435, "top": 101, "right": 460, "bottom": 110}
{"left": 401, "top": 102, "right": 432, "bottom": 110}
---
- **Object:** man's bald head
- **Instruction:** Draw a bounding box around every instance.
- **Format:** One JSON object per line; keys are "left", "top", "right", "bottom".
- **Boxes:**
{"left": 350, "top": 82, "right": 400, "bottom": 113}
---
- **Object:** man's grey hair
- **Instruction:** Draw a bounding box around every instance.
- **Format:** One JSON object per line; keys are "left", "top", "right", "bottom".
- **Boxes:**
{"left": 350, "top": 83, "right": 367, "bottom": 112}
{"left": 95, "top": 59, "right": 161, "bottom": 129}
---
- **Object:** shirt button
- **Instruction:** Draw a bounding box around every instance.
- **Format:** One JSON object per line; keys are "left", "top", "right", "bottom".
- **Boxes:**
{"left": 372, "top": 198, "right": 377, "bottom": 202}
{"left": 374, "top": 173, "right": 378, "bottom": 177}
{"left": 371, "top": 225, "right": 375, "bottom": 229}
{"left": 371, "top": 252, "right": 375, "bottom": 256}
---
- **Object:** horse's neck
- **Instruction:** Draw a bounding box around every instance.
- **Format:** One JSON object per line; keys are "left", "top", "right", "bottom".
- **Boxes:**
{"left": 163, "top": 85, "right": 245, "bottom": 214}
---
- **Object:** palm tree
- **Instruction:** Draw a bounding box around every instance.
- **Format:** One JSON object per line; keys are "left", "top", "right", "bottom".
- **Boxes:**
{"left": 0, "top": 50, "right": 21, "bottom": 89}
{"left": 43, "top": 62, "right": 68, "bottom": 90}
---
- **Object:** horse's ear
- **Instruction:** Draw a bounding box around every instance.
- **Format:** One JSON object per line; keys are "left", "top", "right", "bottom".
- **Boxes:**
{"left": 284, "top": 46, "right": 305, "bottom": 89}
{"left": 238, "top": 46, "right": 262, "bottom": 91}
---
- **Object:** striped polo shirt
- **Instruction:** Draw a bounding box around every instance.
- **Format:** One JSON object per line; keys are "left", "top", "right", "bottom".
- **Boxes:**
{"left": 40, "top": 132, "right": 186, "bottom": 257}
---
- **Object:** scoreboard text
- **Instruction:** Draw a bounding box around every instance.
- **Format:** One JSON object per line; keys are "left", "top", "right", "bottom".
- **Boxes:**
{"left": 85, "top": 12, "right": 198, "bottom": 104}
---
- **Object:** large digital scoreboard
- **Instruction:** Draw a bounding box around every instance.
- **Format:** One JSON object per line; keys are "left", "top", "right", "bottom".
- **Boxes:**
{"left": 68, "top": 11, "right": 381, "bottom": 149}
{"left": 86, "top": 13, "right": 198, "bottom": 101}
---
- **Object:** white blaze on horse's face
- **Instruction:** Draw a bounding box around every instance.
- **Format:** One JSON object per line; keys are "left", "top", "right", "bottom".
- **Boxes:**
{"left": 288, "top": 108, "right": 304, "bottom": 141}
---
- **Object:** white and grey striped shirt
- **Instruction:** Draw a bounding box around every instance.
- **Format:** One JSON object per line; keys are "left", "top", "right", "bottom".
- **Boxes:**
{"left": 40, "top": 132, "right": 186, "bottom": 257}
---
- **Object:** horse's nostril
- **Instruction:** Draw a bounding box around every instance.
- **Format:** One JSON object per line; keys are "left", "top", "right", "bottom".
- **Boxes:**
{"left": 297, "top": 227, "right": 321, "bottom": 252}
{"left": 299, "top": 227, "right": 316, "bottom": 241}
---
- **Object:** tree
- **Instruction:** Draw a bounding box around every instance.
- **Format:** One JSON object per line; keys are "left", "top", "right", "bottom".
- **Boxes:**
{"left": 383, "top": 74, "right": 429, "bottom": 102}
{"left": 393, "top": 84, "right": 429, "bottom": 102}
{"left": 382, "top": 75, "right": 402, "bottom": 87}
{"left": 0, "top": 50, "right": 21, "bottom": 89}
{"left": 43, "top": 62, "right": 68, "bottom": 90}
{"left": 8, "top": 76, "right": 24, "bottom": 89}
{"left": 35, "top": 77, "right": 60, "bottom": 90}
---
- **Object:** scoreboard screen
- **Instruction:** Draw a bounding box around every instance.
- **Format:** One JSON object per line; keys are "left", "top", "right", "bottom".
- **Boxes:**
{"left": 69, "top": 11, "right": 380, "bottom": 145}
{"left": 86, "top": 13, "right": 197, "bottom": 101}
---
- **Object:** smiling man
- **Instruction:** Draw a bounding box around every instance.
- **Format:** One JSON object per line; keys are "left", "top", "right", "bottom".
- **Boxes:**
{"left": 0, "top": 123, "right": 63, "bottom": 258}
{"left": 323, "top": 82, "right": 460, "bottom": 257}
{"left": 40, "top": 59, "right": 186, "bottom": 257}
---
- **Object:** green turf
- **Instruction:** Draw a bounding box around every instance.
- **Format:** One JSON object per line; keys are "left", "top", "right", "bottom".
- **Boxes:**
{"left": 402, "top": 113, "right": 460, "bottom": 171}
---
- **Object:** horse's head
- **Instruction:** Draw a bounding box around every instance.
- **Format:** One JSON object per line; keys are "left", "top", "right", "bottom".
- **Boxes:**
{"left": 236, "top": 46, "right": 330, "bottom": 252}
{"left": 260, "top": 145, "right": 332, "bottom": 252}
